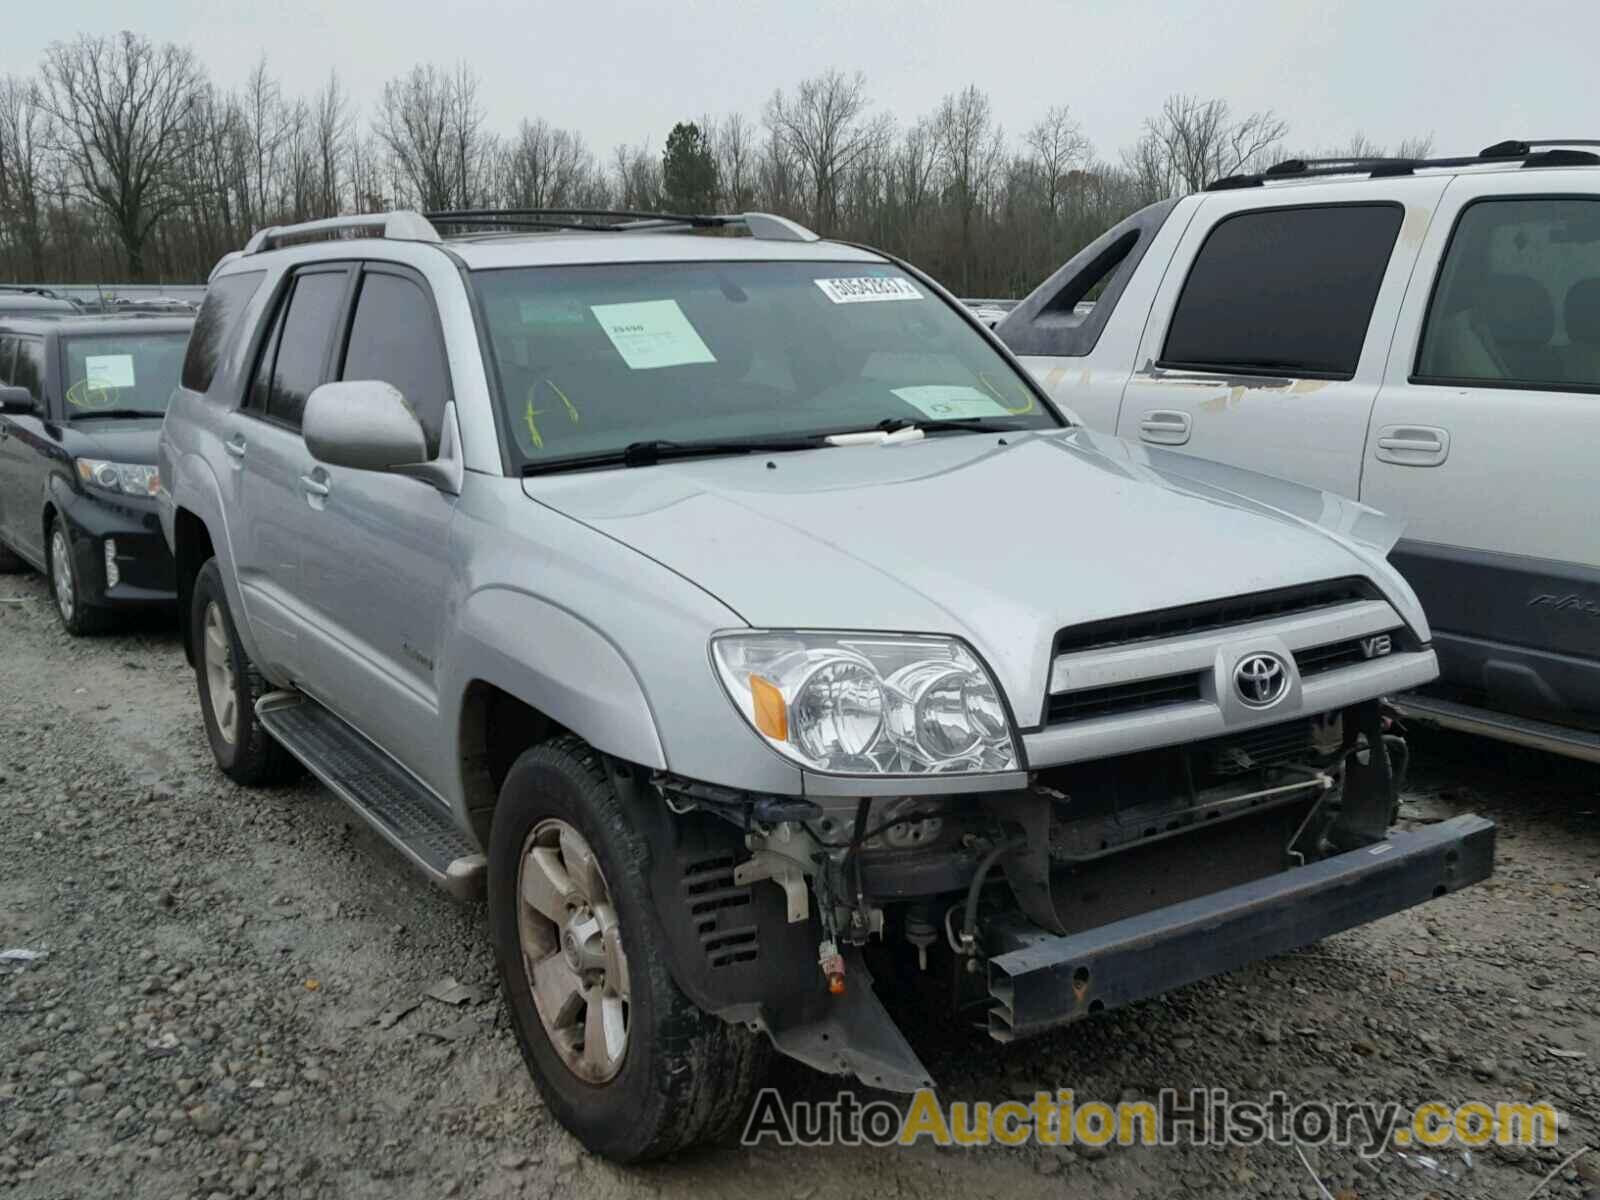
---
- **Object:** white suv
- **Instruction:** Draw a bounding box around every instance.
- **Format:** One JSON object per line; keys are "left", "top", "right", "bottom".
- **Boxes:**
{"left": 1000, "top": 140, "right": 1600, "bottom": 760}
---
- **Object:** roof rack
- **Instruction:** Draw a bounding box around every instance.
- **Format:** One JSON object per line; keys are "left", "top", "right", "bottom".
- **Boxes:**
{"left": 240, "top": 208, "right": 819, "bottom": 256}
{"left": 1207, "top": 139, "right": 1600, "bottom": 191}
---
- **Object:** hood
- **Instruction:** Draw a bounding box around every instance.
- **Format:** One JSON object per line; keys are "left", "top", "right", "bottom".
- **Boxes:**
{"left": 523, "top": 428, "right": 1422, "bottom": 723}
{"left": 62, "top": 416, "right": 164, "bottom": 465}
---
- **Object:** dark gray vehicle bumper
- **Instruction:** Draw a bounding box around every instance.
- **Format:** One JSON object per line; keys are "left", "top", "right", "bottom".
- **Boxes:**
{"left": 984, "top": 814, "right": 1495, "bottom": 1041}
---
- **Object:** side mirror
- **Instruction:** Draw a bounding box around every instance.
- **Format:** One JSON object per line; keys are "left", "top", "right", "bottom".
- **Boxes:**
{"left": 302, "top": 381, "right": 426, "bottom": 472}
{"left": 0, "top": 384, "right": 36, "bottom": 414}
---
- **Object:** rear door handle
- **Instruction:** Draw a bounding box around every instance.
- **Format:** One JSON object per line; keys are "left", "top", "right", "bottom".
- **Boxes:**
{"left": 1374, "top": 425, "right": 1449, "bottom": 466}
{"left": 299, "top": 474, "right": 330, "bottom": 498}
{"left": 1138, "top": 409, "right": 1192, "bottom": 446}
{"left": 223, "top": 435, "right": 247, "bottom": 459}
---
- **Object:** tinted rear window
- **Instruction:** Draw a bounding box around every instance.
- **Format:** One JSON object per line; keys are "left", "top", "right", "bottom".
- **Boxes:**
{"left": 1161, "top": 204, "right": 1403, "bottom": 378}
{"left": 183, "top": 271, "right": 266, "bottom": 393}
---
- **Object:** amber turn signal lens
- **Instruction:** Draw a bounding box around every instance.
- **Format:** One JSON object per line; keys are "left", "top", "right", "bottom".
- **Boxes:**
{"left": 750, "top": 674, "right": 788, "bottom": 742}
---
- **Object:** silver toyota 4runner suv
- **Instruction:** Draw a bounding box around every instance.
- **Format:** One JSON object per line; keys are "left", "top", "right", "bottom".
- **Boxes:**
{"left": 158, "top": 208, "right": 1494, "bottom": 1163}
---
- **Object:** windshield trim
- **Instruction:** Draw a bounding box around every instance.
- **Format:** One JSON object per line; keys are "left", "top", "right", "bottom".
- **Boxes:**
{"left": 468, "top": 258, "right": 1065, "bottom": 475}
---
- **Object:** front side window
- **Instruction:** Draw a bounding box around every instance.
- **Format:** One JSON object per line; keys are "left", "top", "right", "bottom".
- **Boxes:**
{"left": 1415, "top": 197, "right": 1600, "bottom": 391}
{"left": 249, "top": 269, "right": 347, "bottom": 429}
{"left": 1162, "top": 204, "right": 1404, "bottom": 379}
{"left": 340, "top": 269, "right": 449, "bottom": 456}
{"left": 472, "top": 261, "right": 1055, "bottom": 467}
{"left": 62, "top": 333, "right": 188, "bottom": 417}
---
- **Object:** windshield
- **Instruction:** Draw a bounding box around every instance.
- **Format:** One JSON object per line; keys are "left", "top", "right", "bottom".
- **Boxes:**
{"left": 63, "top": 332, "right": 189, "bottom": 418}
{"left": 471, "top": 261, "right": 1058, "bottom": 465}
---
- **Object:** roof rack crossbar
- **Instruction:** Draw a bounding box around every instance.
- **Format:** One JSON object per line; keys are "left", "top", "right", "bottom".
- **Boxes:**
{"left": 1207, "top": 141, "right": 1600, "bottom": 191}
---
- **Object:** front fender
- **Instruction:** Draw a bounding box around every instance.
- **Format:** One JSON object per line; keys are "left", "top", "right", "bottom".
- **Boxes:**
{"left": 447, "top": 586, "right": 667, "bottom": 773}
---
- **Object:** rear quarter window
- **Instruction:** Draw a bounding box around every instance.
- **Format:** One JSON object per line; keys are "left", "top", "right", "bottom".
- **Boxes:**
{"left": 182, "top": 270, "right": 266, "bottom": 394}
{"left": 1160, "top": 203, "right": 1403, "bottom": 379}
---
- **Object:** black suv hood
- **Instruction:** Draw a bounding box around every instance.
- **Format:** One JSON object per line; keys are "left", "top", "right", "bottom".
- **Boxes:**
{"left": 61, "top": 416, "right": 164, "bottom": 465}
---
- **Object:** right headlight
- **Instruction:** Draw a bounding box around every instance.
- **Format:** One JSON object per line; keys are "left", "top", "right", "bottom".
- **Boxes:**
{"left": 711, "top": 631, "right": 1020, "bottom": 776}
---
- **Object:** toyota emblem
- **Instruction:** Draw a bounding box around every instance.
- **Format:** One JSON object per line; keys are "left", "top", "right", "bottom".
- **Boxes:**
{"left": 1233, "top": 652, "right": 1289, "bottom": 708}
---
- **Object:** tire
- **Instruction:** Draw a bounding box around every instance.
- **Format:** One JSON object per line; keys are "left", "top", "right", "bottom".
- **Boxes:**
{"left": 191, "top": 558, "right": 299, "bottom": 786}
{"left": 488, "top": 736, "right": 768, "bottom": 1163}
{"left": 46, "top": 517, "right": 109, "bottom": 636}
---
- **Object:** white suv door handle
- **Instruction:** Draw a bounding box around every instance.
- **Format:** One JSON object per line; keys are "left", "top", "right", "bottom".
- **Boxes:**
{"left": 299, "top": 475, "right": 330, "bottom": 498}
{"left": 1374, "top": 425, "right": 1449, "bottom": 466}
{"left": 1138, "top": 409, "right": 1192, "bottom": 446}
{"left": 223, "top": 435, "right": 247, "bottom": 459}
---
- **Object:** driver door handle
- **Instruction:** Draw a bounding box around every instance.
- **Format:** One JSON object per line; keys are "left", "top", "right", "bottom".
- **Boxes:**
{"left": 223, "top": 435, "right": 247, "bottom": 459}
{"left": 299, "top": 475, "right": 330, "bottom": 497}
{"left": 1138, "top": 409, "right": 1193, "bottom": 446}
{"left": 1373, "top": 424, "right": 1449, "bottom": 466}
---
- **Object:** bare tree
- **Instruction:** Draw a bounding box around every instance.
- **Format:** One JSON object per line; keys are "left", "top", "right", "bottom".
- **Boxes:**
{"left": 311, "top": 72, "right": 350, "bottom": 216}
{"left": 376, "top": 62, "right": 490, "bottom": 211}
{"left": 0, "top": 76, "right": 51, "bottom": 279}
{"left": 766, "top": 70, "right": 884, "bottom": 230}
{"left": 715, "top": 113, "right": 754, "bottom": 211}
{"left": 504, "top": 118, "right": 597, "bottom": 209}
{"left": 935, "top": 85, "right": 1005, "bottom": 291}
{"left": 1143, "top": 94, "right": 1287, "bottom": 193}
{"left": 38, "top": 32, "right": 205, "bottom": 278}
{"left": 1025, "top": 104, "right": 1091, "bottom": 222}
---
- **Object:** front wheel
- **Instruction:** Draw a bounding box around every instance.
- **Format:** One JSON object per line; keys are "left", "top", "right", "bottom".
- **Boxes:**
{"left": 47, "top": 518, "right": 107, "bottom": 636}
{"left": 190, "top": 558, "right": 298, "bottom": 786}
{"left": 488, "top": 737, "right": 767, "bottom": 1163}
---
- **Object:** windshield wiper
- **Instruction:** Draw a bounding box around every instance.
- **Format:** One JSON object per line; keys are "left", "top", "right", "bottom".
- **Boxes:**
{"left": 69, "top": 408, "right": 162, "bottom": 420}
{"left": 873, "top": 415, "right": 1035, "bottom": 434}
{"left": 521, "top": 434, "right": 830, "bottom": 476}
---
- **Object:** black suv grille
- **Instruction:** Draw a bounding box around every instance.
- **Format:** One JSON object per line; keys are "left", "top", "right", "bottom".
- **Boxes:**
{"left": 1053, "top": 577, "right": 1379, "bottom": 657}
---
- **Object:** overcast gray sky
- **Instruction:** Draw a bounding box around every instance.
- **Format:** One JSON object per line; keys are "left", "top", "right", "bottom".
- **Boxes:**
{"left": 3, "top": 0, "right": 1592, "bottom": 162}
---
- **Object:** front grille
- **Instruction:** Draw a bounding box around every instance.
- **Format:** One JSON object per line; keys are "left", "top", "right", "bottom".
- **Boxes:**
{"left": 1054, "top": 577, "right": 1378, "bottom": 657}
{"left": 1295, "top": 629, "right": 1403, "bottom": 678}
{"left": 1201, "top": 718, "right": 1314, "bottom": 777}
{"left": 1047, "top": 672, "right": 1202, "bottom": 724}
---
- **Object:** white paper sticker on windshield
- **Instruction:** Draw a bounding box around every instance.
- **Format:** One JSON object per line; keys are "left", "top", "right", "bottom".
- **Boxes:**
{"left": 84, "top": 354, "right": 136, "bottom": 389}
{"left": 815, "top": 277, "right": 923, "bottom": 304}
{"left": 893, "top": 385, "right": 1010, "bottom": 420}
{"left": 590, "top": 300, "right": 716, "bottom": 370}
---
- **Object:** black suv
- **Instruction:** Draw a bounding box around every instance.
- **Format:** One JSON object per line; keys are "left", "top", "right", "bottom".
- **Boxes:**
{"left": 0, "top": 316, "right": 192, "bottom": 633}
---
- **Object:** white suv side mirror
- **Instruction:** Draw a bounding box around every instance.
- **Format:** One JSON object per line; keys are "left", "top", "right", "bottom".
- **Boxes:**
{"left": 303, "top": 380, "right": 426, "bottom": 471}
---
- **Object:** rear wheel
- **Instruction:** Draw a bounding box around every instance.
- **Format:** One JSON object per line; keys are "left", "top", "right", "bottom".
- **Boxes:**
{"left": 47, "top": 518, "right": 108, "bottom": 636}
{"left": 191, "top": 558, "right": 298, "bottom": 786}
{"left": 488, "top": 736, "right": 767, "bottom": 1162}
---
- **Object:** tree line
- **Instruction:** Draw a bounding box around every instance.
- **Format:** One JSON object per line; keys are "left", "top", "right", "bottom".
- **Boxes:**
{"left": 0, "top": 32, "right": 1432, "bottom": 294}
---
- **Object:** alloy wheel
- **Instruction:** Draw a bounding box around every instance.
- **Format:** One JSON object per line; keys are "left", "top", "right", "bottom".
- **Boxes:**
{"left": 516, "top": 818, "right": 631, "bottom": 1083}
{"left": 202, "top": 601, "right": 238, "bottom": 745}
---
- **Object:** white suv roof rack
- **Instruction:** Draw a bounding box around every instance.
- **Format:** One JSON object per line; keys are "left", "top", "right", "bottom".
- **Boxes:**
{"left": 243, "top": 211, "right": 441, "bottom": 255}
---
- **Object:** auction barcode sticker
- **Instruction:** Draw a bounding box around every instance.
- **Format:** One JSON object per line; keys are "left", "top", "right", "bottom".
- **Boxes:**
{"left": 815, "top": 277, "right": 923, "bottom": 304}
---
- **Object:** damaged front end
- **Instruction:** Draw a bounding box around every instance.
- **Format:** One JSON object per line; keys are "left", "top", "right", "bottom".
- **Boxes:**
{"left": 624, "top": 699, "right": 1494, "bottom": 1093}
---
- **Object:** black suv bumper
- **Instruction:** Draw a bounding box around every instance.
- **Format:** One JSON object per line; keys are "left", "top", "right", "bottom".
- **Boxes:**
{"left": 984, "top": 813, "right": 1495, "bottom": 1041}
{"left": 59, "top": 490, "right": 176, "bottom": 607}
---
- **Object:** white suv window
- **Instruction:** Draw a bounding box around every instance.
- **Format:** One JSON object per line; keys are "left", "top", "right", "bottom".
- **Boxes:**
{"left": 1415, "top": 197, "right": 1600, "bottom": 392}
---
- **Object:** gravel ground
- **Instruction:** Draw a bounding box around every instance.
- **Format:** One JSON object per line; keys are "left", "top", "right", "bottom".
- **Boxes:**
{"left": 2, "top": 568, "right": 1599, "bottom": 1200}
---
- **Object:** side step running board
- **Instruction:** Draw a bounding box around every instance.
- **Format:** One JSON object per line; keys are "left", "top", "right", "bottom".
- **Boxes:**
{"left": 257, "top": 692, "right": 486, "bottom": 898}
{"left": 1396, "top": 692, "right": 1600, "bottom": 765}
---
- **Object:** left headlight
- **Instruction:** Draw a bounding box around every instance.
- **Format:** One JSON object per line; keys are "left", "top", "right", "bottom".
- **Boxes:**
{"left": 76, "top": 458, "right": 160, "bottom": 498}
{"left": 712, "top": 632, "right": 1020, "bottom": 776}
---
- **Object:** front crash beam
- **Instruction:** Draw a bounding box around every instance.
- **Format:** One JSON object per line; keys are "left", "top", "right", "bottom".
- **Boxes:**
{"left": 984, "top": 813, "right": 1494, "bottom": 1042}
